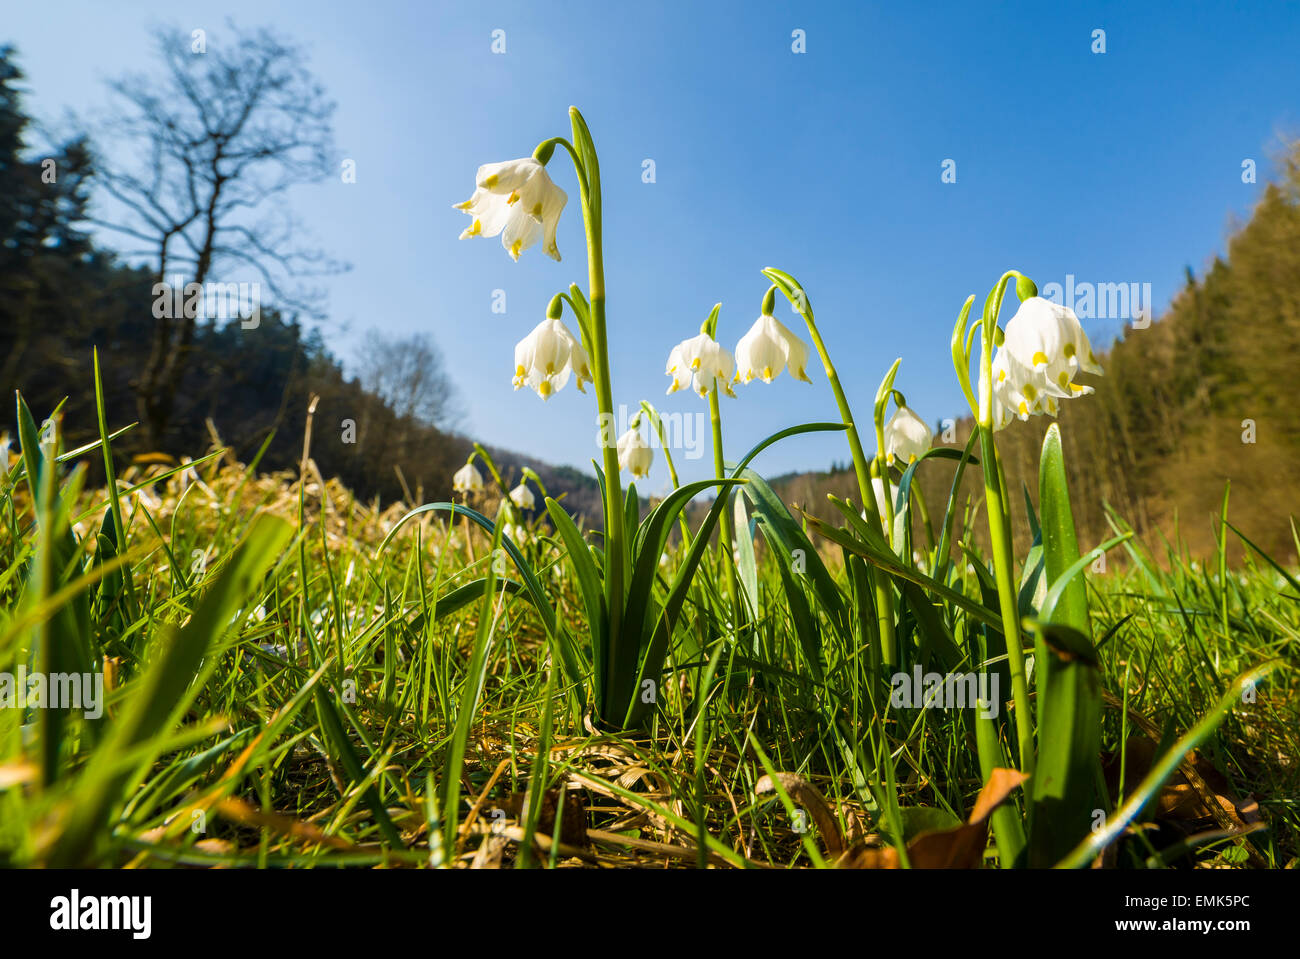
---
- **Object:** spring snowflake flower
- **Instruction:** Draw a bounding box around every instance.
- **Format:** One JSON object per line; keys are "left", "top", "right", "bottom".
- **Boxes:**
{"left": 871, "top": 476, "right": 901, "bottom": 526}
{"left": 665, "top": 333, "right": 736, "bottom": 398}
{"left": 883, "top": 405, "right": 932, "bottom": 466}
{"left": 454, "top": 158, "right": 568, "bottom": 261}
{"left": 617, "top": 424, "right": 653, "bottom": 479}
{"left": 734, "top": 313, "right": 812, "bottom": 385}
{"left": 453, "top": 462, "right": 484, "bottom": 493}
{"left": 509, "top": 481, "right": 535, "bottom": 510}
{"left": 513, "top": 318, "right": 592, "bottom": 400}
{"left": 992, "top": 296, "right": 1103, "bottom": 427}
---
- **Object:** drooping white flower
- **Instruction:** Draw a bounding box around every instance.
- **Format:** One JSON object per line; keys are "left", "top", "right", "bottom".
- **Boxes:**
{"left": 454, "top": 157, "right": 568, "bottom": 261}
{"left": 617, "top": 424, "right": 653, "bottom": 479}
{"left": 871, "top": 476, "right": 900, "bottom": 526}
{"left": 1005, "top": 298, "right": 1101, "bottom": 395}
{"left": 509, "top": 481, "right": 535, "bottom": 510}
{"left": 453, "top": 462, "right": 484, "bottom": 493}
{"left": 883, "top": 405, "right": 932, "bottom": 466}
{"left": 512, "top": 318, "right": 592, "bottom": 400}
{"left": 988, "top": 296, "right": 1103, "bottom": 429}
{"left": 734, "top": 314, "right": 813, "bottom": 385}
{"left": 502, "top": 522, "right": 530, "bottom": 545}
{"left": 665, "top": 333, "right": 736, "bottom": 398}
{"left": 990, "top": 349, "right": 1020, "bottom": 431}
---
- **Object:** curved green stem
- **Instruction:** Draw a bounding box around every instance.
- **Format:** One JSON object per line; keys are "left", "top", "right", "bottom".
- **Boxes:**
{"left": 977, "top": 271, "right": 1035, "bottom": 774}
{"left": 768, "top": 279, "right": 898, "bottom": 668}
{"left": 566, "top": 111, "right": 627, "bottom": 679}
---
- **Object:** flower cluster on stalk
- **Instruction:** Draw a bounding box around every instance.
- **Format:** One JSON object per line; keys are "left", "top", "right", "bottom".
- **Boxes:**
{"left": 991, "top": 296, "right": 1103, "bottom": 429}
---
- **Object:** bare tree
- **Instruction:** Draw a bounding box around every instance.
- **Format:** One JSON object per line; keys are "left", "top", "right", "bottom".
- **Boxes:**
{"left": 355, "top": 330, "right": 461, "bottom": 429}
{"left": 91, "top": 23, "right": 344, "bottom": 446}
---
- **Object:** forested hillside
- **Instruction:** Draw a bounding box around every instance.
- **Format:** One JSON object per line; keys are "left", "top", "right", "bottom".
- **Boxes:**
{"left": 776, "top": 142, "right": 1300, "bottom": 563}
{"left": 0, "top": 45, "right": 600, "bottom": 522}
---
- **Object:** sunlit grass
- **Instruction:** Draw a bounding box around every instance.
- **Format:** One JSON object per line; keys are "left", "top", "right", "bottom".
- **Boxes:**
{"left": 0, "top": 388, "right": 1294, "bottom": 869}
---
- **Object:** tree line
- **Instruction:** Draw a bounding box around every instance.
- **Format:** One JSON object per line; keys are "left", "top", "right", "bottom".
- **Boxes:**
{"left": 777, "top": 141, "right": 1300, "bottom": 565}
{"left": 0, "top": 39, "right": 599, "bottom": 521}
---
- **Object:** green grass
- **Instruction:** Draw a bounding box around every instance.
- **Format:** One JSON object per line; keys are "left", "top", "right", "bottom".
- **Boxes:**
{"left": 0, "top": 392, "right": 1296, "bottom": 869}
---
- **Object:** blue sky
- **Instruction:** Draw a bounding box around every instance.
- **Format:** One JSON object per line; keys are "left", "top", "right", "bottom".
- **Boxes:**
{"left": 6, "top": 1, "right": 1299, "bottom": 489}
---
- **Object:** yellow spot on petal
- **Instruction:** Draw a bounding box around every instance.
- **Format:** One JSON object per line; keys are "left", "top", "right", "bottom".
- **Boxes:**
{"left": 466, "top": 219, "right": 483, "bottom": 237}
{"left": 763, "top": 366, "right": 773, "bottom": 381}
{"left": 1063, "top": 343, "right": 1076, "bottom": 358}
{"left": 1018, "top": 401, "right": 1029, "bottom": 415}
{"left": 1023, "top": 383, "right": 1037, "bottom": 401}
{"left": 454, "top": 199, "right": 472, "bottom": 210}
{"left": 484, "top": 174, "right": 499, "bottom": 188}
{"left": 516, "top": 364, "right": 526, "bottom": 377}
{"left": 1058, "top": 371, "right": 1070, "bottom": 387}
{"left": 1032, "top": 350, "right": 1048, "bottom": 367}
{"left": 538, "top": 380, "right": 553, "bottom": 398}
{"left": 997, "top": 369, "right": 1006, "bottom": 382}
{"left": 509, "top": 239, "right": 523, "bottom": 259}
{"left": 531, "top": 202, "right": 543, "bottom": 217}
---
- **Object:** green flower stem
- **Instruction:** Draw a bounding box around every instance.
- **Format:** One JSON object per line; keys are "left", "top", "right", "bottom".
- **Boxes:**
{"left": 585, "top": 228, "right": 626, "bottom": 652}
{"left": 792, "top": 299, "right": 898, "bottom": 668}
{"left": 562, "top": 113, "right": 628, "bottom": 677}
{"left": 544, "top": 119, "right": 626, "bottom": 694}
{"left": 872, "top": 431, "right": 897, "bottom": 552}
{"left": 708, "top": 384, "right": 738, "bottom": 611}
{"left": 977, "top": 271, "right": 1035, "bottom": 774}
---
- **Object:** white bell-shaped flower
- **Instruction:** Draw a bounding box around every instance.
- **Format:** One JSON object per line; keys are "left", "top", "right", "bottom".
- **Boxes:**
{"left": 734, "top": 314, "right": 813, "bottom": 385}
{"left": 616, "top": 424, "right": 654, "bottom": 479}
{"left": 453, "top": 462, "right": 484, "bottom": 493}
{"left": 512, "top": 318, "right": 592, "bottom": 400}
{"left": 871, "top": 476, "right": 900, "bottom": 526}
{"left": 1002, "top": 297, "right": 1102, "bottom": 397}
{"left": 665, "top": 333, "right": 737, "bottom": 398}
{"left": 454, "top": 157, "right": 568, "bottom": 261}
{"left": 883, "top": 405, "right": 932, "bottom": 466}
{"left": 988, "top": 296, "right": 1103, "bottom": 429}
{"left": 508, "top": 481, "right": 535, "bottom": 510}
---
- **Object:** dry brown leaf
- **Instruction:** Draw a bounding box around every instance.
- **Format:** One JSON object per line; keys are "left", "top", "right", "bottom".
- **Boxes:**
{"left": 754, "top": 772, "right": 845, "bottom": 856}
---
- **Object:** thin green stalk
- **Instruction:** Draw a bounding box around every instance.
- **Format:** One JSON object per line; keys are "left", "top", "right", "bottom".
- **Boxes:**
{"left": 709, "top": 384, "right": 738, "bottom": 611}
{"left": 566, "top": 109, "right": 627, "bottom": 702}
{"left": 978, "top": 428, "right": 1034, "bottom": 773}
{"left": 793, "top": 299, "right": 898, "bottom": 667}
{"left": 976, "top": 271, "right": 1034, "bottom": 773}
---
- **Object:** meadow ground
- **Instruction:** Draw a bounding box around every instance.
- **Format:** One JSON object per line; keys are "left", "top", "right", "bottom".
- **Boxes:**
{"left": 1, "top": 407, "right": 1295, "bottom": 870}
